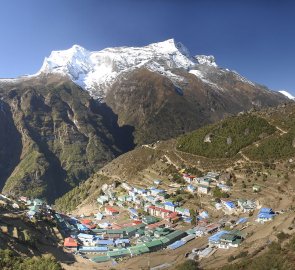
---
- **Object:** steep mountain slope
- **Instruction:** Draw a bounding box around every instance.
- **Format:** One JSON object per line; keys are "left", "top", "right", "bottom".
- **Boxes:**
{"left": 0, "top": 74, "right": 134, "bottom": 202}
{"left": 56, "top": 103, "right": 295, "bottom": 212}
{"left": 38, "top": 39, "right": 289, "bottom": 144}
{"left": 105, "top": 67, "right": 286, "bottom": 144}
{"left": 0, "top": 210, "right": 67, "bottom": 268}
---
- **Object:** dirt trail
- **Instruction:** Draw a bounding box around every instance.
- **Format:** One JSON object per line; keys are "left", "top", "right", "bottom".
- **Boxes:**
{"left": 163, "top": 154, "right": 178, "bottom": 168}
{"left": 238, "top": 151, "right": 251, "bottom": 162}
{"left": 275, "top": 125, "right": 287, "bottom": 135}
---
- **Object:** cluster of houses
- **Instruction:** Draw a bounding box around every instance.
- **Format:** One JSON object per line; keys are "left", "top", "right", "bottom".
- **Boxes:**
{"left": 55, "top": 211, "right": 196, "bottom": 263}
{"left": 0, "top": 169, "right": 277, "bottom": 265}
{"left": 16, "top": 197, "right": 52, "bottom": 219}
{"left": 0, "top": 194, "right": 52, "bottom": 220}
{"left": 183, "top": 172, "right": 226, "bottom": 195}
{"left": 214, "top": 198, "right": 258, "bottom": 215}
{"left": 97, "top": 181, "right": 193, "bottom": 225}
{"left": 57, "top": 209, "right": 249, "bottom": 263}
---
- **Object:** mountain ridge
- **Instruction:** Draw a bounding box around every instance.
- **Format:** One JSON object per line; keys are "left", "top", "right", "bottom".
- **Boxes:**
{"left": 0, "top": 40, "right": 291, "bottom": 201}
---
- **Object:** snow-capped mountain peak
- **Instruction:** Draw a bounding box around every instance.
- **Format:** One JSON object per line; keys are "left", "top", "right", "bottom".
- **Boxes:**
{"left": 37, "top": 39, "right": 200, "bottom": 99}
{"left": 36, "top": 39, "right": 262, "bottom": 100}
{"left": 279, "top": 90, "right": 295, "bottom": 100}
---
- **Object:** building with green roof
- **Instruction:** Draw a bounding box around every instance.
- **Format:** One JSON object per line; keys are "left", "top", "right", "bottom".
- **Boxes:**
{"left": 136, "top": 229, "right": 145, "bottom": 237}
{"left": 123, "top": 227, "right": 138, "bottom": 237}
{"left": 128, "top": 244, "right": 150, "bottom": 256}
{"left": 123, "top": 224, "right": 146, "bottom": 237}
{"left": 159, "top": 230, "right": 186, "bottom": 246}
{"left": 91, "top": 255, "right": 111, "bottom": 263}
{"left": 142, "top": 215, "right": 159, "bottom": 225}
{"left": 218, "top": 230, "right": 243, "bottom": 248}
{"left": 154, "top": 228, "right": 172, "bottom": 238}
{"left": 137, "top": 235, "right": 153, "bottom": 244}
{"left": 107, "top": 248, "right": 130, "bottom": 258}
{"left": 158, "top": 236, "right": 170, "bottom": 246}
{"left": 33, "top": 199, "right": 44, "bottom": 206}
{"left": 186, "top": 228, "right": 197, "bottom": 235}
{"left": 92, "top": 228, "right": 107, "bottom": 234}
{"left": 144, "top": 239, "right": 163, "bottom": 251}
{"left": 105, "top": 229, "right": 126, "bottom": 238}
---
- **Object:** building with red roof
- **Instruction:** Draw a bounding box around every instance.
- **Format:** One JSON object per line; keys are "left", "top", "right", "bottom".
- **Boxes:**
{"left": 64, "top": 237, "right": 79, "bottom": 250}
{"left": 81, "top": 219, "right": 92, "bottom": 225}
{"left": 165, "top": 212, "right": 180, "bottom": 223}
{"left": 148, "top": 205, "right": 171, "bottom": 218}
{"left": 105, "top": 206, "right": 119, "bottom": 215}
{"left": 146, "top": 220, "right": 169, "bottom": 230}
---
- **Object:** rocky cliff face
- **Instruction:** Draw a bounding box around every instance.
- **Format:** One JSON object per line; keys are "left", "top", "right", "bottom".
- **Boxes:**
{"left": 0, "top": 74, "right": 134, "bottom": 202}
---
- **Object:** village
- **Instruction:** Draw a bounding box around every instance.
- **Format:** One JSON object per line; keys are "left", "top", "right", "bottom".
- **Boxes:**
{"left": 0, "top": 169, "right": 282, "bottom": 268}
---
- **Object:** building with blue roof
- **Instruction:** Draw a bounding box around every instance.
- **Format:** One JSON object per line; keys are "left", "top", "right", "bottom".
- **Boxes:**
{"left": 257, "top": 208, "right": 275, "bottom": 223}
{"left": 137, "top": 189, "right": 147, "bottom": 195}
{"left": 95, "top": 212, "right": 104, "bottom": 220}
{"left": 79, "top": 246, "right": 108, "bottom": 253}
{"left": 77, "top": 224, "right": 90, "bottom": 231}
{"left": 77, "top": 233, "right": 95, "bottom": 239}
{"left": 199, "top": 211, "right": 209, "bottom": 219}
{"left": 222, "top": 200, "right": 236, "bottom": 212}
{"left": 236, "top": 217, "right": 248, "bottom": 225}
{"left": 164, "top": 201, "right": 176, "bottom": 211}
{"left": 168, "top": 240, "right": 186, "bottom": 250}
{"left": 259, "top": 208, "right": 273, "bottom": 213}
{"left": 183, "top": 217, "right": 192, "bottom": 223}
{"left": 145, "top": 195, "right": 157, "bottom": 204}
{"left": 128, "top": 208, "right": 139, "bottom": 217}
{"left": 96, "top": 239, "right": 114, "bottom": 246}
{"left": 208, "top": 231, "right": 230, "bottom": 246}
{"left": 175, "top": 207, "right": 190, "bottom": 217}
{"left": 115, "top": 238, "right": 130, "bottom": 247}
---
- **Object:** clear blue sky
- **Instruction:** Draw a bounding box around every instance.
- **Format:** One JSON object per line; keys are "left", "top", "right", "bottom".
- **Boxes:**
{"left": 0, "top": 0, "right": 294, "bottom": 94}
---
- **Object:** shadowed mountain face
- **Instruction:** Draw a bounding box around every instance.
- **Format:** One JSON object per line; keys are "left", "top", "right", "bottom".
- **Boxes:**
{"left": 0, "top": 75, "right": 134, "bottom": 202}
{"left": 0, "top": 100, "right": 22, "bottom": 190}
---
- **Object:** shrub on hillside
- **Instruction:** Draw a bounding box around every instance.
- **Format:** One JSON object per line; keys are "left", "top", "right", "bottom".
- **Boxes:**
{"left": 177, "top": 114, "right": 275, "bottom": 158}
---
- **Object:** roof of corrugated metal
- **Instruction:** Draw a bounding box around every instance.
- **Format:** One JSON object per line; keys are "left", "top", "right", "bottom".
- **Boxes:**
{"left": 168, "top": 240, "right": 186, "bottom": 249}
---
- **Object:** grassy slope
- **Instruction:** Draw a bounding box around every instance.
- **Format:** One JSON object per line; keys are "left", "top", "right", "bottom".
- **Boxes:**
{"left": 177, "top": 114, "right": 276, "bottom": 158}
{"left": 245, "top": 104, "right": 295, "bottom": 161}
